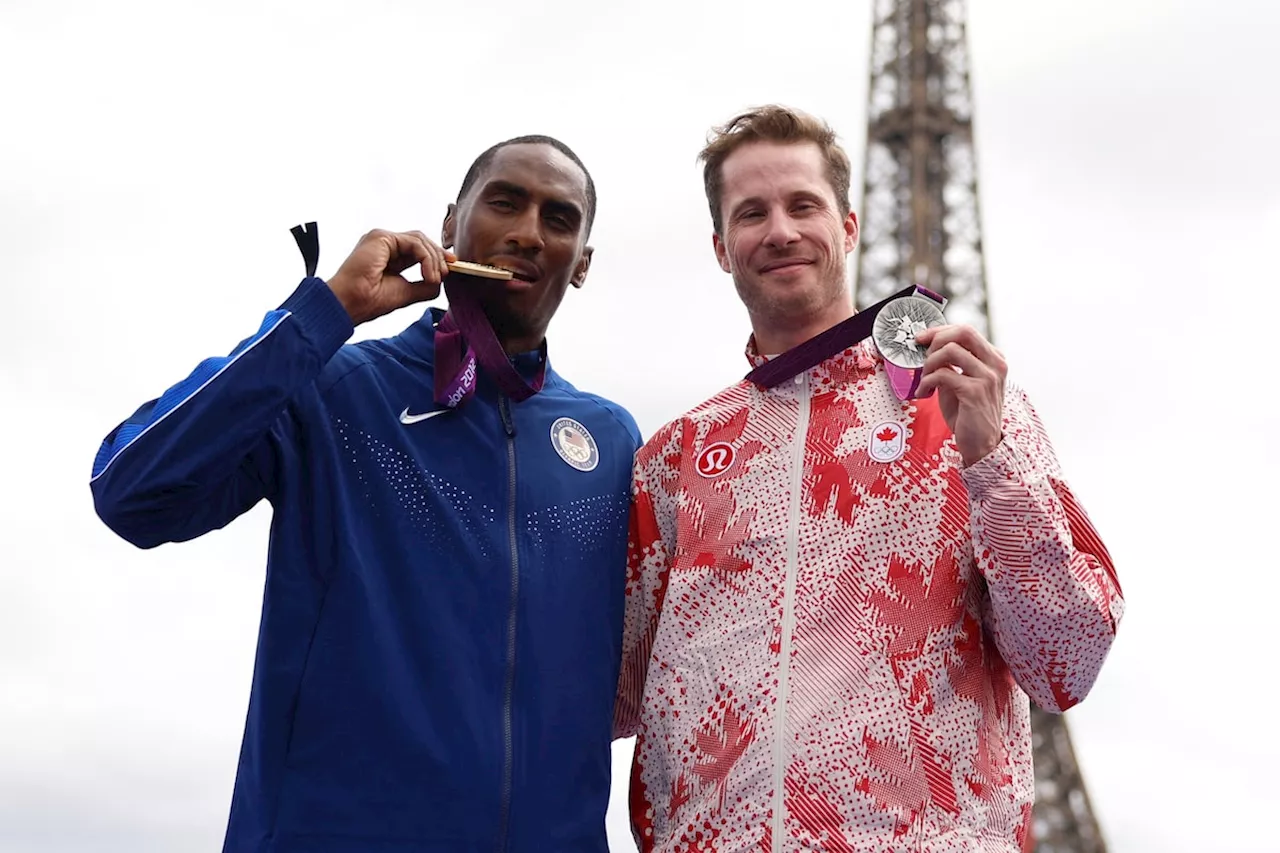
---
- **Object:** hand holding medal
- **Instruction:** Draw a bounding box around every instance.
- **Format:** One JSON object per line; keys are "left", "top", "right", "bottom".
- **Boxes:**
{"left": 870, "top": 288, "right": 948, "bottom": 400}
{"left": 913, "top": 324, "right": 1007, "bottom": 466}
{"left": 291, "top": 221, "right": 547, "bottom": 409}
{"left": 319, "top": 226, "right": 458, "bottom": 326}
{"left": 737, "top": 273, "right": 1006, "bottom": 467}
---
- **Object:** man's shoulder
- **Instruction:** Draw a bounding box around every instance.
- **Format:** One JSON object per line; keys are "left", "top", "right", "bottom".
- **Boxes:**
{"left": 546, "top": 373, "right": 642, "bottom": 447}
{"left": 315, "top": 335, "right": 424, "bottom": 395}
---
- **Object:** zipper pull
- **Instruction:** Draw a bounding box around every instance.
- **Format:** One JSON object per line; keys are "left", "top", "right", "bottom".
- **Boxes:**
{"left": 498, "top": 396, "right": 516, "bottom": 437}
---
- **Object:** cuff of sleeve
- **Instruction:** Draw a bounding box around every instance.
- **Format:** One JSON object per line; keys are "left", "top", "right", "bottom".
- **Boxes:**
{"left": 279, "top": 277, "right": 355, "bottom": 361}
{"left": 959, "top": 436, "right": 1026, "bottom": 501}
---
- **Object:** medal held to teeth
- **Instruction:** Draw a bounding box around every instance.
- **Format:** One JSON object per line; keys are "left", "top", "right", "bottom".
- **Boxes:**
{"left": 446, "top": 260, "right": 514, "bottom": 280}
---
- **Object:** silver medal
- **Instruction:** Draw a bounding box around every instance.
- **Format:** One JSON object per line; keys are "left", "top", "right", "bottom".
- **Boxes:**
{"left": 872, "top": 295, "right": 947, "bottom": 369}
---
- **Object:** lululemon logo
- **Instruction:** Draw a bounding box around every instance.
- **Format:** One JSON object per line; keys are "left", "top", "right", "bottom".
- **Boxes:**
{"left": 695, "top": 442, "right": 737, "bottom": 478}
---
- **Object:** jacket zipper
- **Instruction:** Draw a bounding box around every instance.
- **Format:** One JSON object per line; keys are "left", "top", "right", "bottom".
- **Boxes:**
{"left": 772, "top": 372, "right": 809, "bottom": 851}
{"left": 497, "top": 395, "right": 519, "bottom": 853}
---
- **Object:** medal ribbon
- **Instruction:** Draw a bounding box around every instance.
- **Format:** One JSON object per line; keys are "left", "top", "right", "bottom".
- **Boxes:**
{"left": 433, "top": 281, "right": 546, "bottom": 408}
{"left": 744, "top": 283, "right": 946, "bottom": 399}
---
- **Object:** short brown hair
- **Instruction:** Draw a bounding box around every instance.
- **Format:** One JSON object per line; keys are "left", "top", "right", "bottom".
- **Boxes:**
{"left": 698, "top": 104, "right": 852, "bottom": 234}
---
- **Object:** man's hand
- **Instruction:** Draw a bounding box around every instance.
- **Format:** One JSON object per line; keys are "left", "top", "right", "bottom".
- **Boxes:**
{"left": 326, "top": 229, "right": 457, "bottom": 326}
{"left": 913, "top": 325, "right": 1007, "bottom": 466}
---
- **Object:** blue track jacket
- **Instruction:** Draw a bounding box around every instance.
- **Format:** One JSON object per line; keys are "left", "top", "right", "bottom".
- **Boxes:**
{"left": 89, "top": 277, "right": 642, "bottom": 853}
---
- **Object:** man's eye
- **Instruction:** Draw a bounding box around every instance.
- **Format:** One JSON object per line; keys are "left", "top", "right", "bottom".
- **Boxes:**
{"left": 489, "top": 199, "right": 515, "bottom": 210}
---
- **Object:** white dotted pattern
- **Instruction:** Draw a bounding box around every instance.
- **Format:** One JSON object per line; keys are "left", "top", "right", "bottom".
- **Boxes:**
{"left": 335, "top": 419, "right": 630, "bottom": 567}
{"left": 336, "top": 419, "right": 500, "bottom": 558}
{"left": 527, "top": 492, "right": 630, "bottom": 553}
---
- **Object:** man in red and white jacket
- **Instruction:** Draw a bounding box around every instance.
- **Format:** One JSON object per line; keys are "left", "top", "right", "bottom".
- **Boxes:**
{"left": 614, "top": 105, "right": 1124, "bottom": 853}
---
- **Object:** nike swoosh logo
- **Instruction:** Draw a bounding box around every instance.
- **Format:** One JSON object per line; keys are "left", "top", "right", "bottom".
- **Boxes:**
{"left": 400, "top": 407, "right": 448, "bottom": 425}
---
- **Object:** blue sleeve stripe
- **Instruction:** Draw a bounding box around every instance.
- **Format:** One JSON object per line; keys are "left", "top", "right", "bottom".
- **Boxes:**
{"left": 90, "top": 309, "right": 293, "bottom": 483}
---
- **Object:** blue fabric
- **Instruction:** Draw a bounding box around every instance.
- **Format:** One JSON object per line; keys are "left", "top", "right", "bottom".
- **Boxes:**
{"left": 90, "top": 277, "right": 641, "bottom": 853}
{"left": 91, "top": 310, "right": 292, "bottom": 481}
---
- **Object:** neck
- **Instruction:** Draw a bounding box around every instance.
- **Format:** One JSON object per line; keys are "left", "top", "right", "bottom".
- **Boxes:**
{"left": 490, "top": 313, "right": 547, "bottom": 356}
{"left": 750, "top": 299, "right": 855, "bottom": 356}
{"left": 499, "top": 332, "right": 544, "bottom": 356}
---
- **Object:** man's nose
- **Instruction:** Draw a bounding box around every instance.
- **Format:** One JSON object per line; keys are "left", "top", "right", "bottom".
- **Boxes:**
{"left": 762, "top": 210, "right": 801, "bottom": 249}
{"left": 505, "top": 208, "right": 545, "bottom": 252}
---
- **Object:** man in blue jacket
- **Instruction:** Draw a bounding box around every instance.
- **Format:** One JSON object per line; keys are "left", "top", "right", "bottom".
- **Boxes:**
{"left": 90, "top": 136, "right": 641, "bottom": 853}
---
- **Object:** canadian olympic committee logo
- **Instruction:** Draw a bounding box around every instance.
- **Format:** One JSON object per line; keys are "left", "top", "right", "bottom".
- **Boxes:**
{"left": 550, "top": 417, "right": 599, "bottom": 472}
{"left": 868, "top": 421, "right": 907, "bottom": 463}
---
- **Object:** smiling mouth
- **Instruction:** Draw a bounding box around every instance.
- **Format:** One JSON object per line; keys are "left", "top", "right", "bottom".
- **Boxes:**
{"left": 760, "top": 259, "right": 812, "bottom": 273}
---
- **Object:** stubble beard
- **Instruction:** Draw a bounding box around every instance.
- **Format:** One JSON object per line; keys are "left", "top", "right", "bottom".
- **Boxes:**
{"left": 734, "top": 259, "right": 850, "bottom": 336}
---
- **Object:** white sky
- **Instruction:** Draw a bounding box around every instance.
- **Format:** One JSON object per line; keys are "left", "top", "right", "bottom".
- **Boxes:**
{"left": 2, "top": 0, "right": 1277, "bottom": 850}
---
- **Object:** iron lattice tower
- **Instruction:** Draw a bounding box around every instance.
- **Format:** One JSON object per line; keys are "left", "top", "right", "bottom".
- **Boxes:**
{"left": 853, "top": 2, "right": 1107, "bottom": 851}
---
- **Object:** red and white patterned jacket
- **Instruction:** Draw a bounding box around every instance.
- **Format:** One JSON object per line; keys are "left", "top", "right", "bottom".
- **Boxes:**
{"left": 614, "top": 338, "right": 1124, "bottom": 853}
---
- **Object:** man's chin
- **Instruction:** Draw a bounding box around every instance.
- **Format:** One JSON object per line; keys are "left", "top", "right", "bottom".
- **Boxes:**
{"left": 503, "top": 277, "right": 539, "bottom": 294}
{"left": 744, "top": 280, "right": 841, "bottom": 320}
{"left": 470, "top": 283, "right": 540, "bottom": 326}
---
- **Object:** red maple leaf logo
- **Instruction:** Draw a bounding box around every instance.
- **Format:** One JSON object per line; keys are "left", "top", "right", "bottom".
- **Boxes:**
{"left": 808, "top": 454, "right": 890, "bottom": 525}
{"left": 671, "top": 411, "right": 763, "bottom": 584}
{"left": 943, "top": 614, "right": 1015, "bottom": 801}
{"left": 803, "top": 398, "right": 892, "bottom": 525}
{"left": 857, "top": 719, "right": 960, "bottom": 825}
{"left": 855, "top": 729, "right": 927, "bottom": 830}
{"left": 691, "top": 703, "right": 757, "bottom": 810}
{"left": 876, "top": 426, "right": 899, "bottom": 443}
{"left": 667, "top": 770, "right": 692, "bottom": 820}
{"left": 676, "top": 485, "right": 756, "bottom": 584}
{"left": 867, "top": 551, "right": 966, "bottom": 659}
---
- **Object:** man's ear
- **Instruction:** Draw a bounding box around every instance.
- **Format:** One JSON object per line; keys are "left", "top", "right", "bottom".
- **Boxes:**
{"left": 844, "top": 210, "right": 859, "bottom": 254}
{"left": 441, "top": 203, "right": 457, "bottom": 249}
{"left": 570, "top": 246, "right": 593, "bottom": 289}
{"left": 712, "top": 231, "right": 731, "bottom": 273}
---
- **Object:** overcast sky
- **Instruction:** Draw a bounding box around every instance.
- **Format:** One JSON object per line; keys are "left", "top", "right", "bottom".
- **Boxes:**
{"left": 2, "top": 0, "right": 1277, "bottom": 850}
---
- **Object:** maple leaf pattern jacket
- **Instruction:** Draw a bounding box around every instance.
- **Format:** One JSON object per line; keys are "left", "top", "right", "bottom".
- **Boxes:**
{"left": 614, "top": 340, "right": 1124, "bottom": 853}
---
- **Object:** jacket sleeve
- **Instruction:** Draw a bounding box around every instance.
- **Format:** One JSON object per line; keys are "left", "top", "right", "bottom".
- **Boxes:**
{"left": 613, "top": 423, "right": 680, "bottom": 740}
{"left": 89, "top": 278, "right": 354, "bottom": 549}
{"left": 961, "top": 381, "right": 1125, "bottom": 713}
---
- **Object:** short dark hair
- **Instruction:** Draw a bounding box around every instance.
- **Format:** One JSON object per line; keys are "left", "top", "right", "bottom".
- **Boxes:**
{"left": 699, "top": 105, "right": 851, "bottom": 235}
{"left": 456, "top": 135, "right": 597, "bottom": 235}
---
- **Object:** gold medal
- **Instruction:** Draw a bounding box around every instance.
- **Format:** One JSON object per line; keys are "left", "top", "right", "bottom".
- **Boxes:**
{"left": 446, "top": 260, "right": 515, "bottom": 280}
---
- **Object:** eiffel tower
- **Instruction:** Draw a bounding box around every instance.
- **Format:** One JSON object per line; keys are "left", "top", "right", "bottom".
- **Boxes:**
{"left": 853, "top": 2, "right": 1108, "bottom": 851}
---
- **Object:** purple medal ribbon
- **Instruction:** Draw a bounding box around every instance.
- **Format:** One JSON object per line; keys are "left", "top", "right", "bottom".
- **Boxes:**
{"left": 745, "top": 283, "right": 946, "bottom": 400}
{"left": 433, "top": 280, "right": 546, "bottom": 408}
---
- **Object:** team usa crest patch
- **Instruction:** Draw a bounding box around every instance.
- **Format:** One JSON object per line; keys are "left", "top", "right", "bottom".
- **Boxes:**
{"left": 868, "top": 421, "right": 907, "bottom": 463}
{"left": 550, "top": 417, "right": 599, "bottom": 472}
